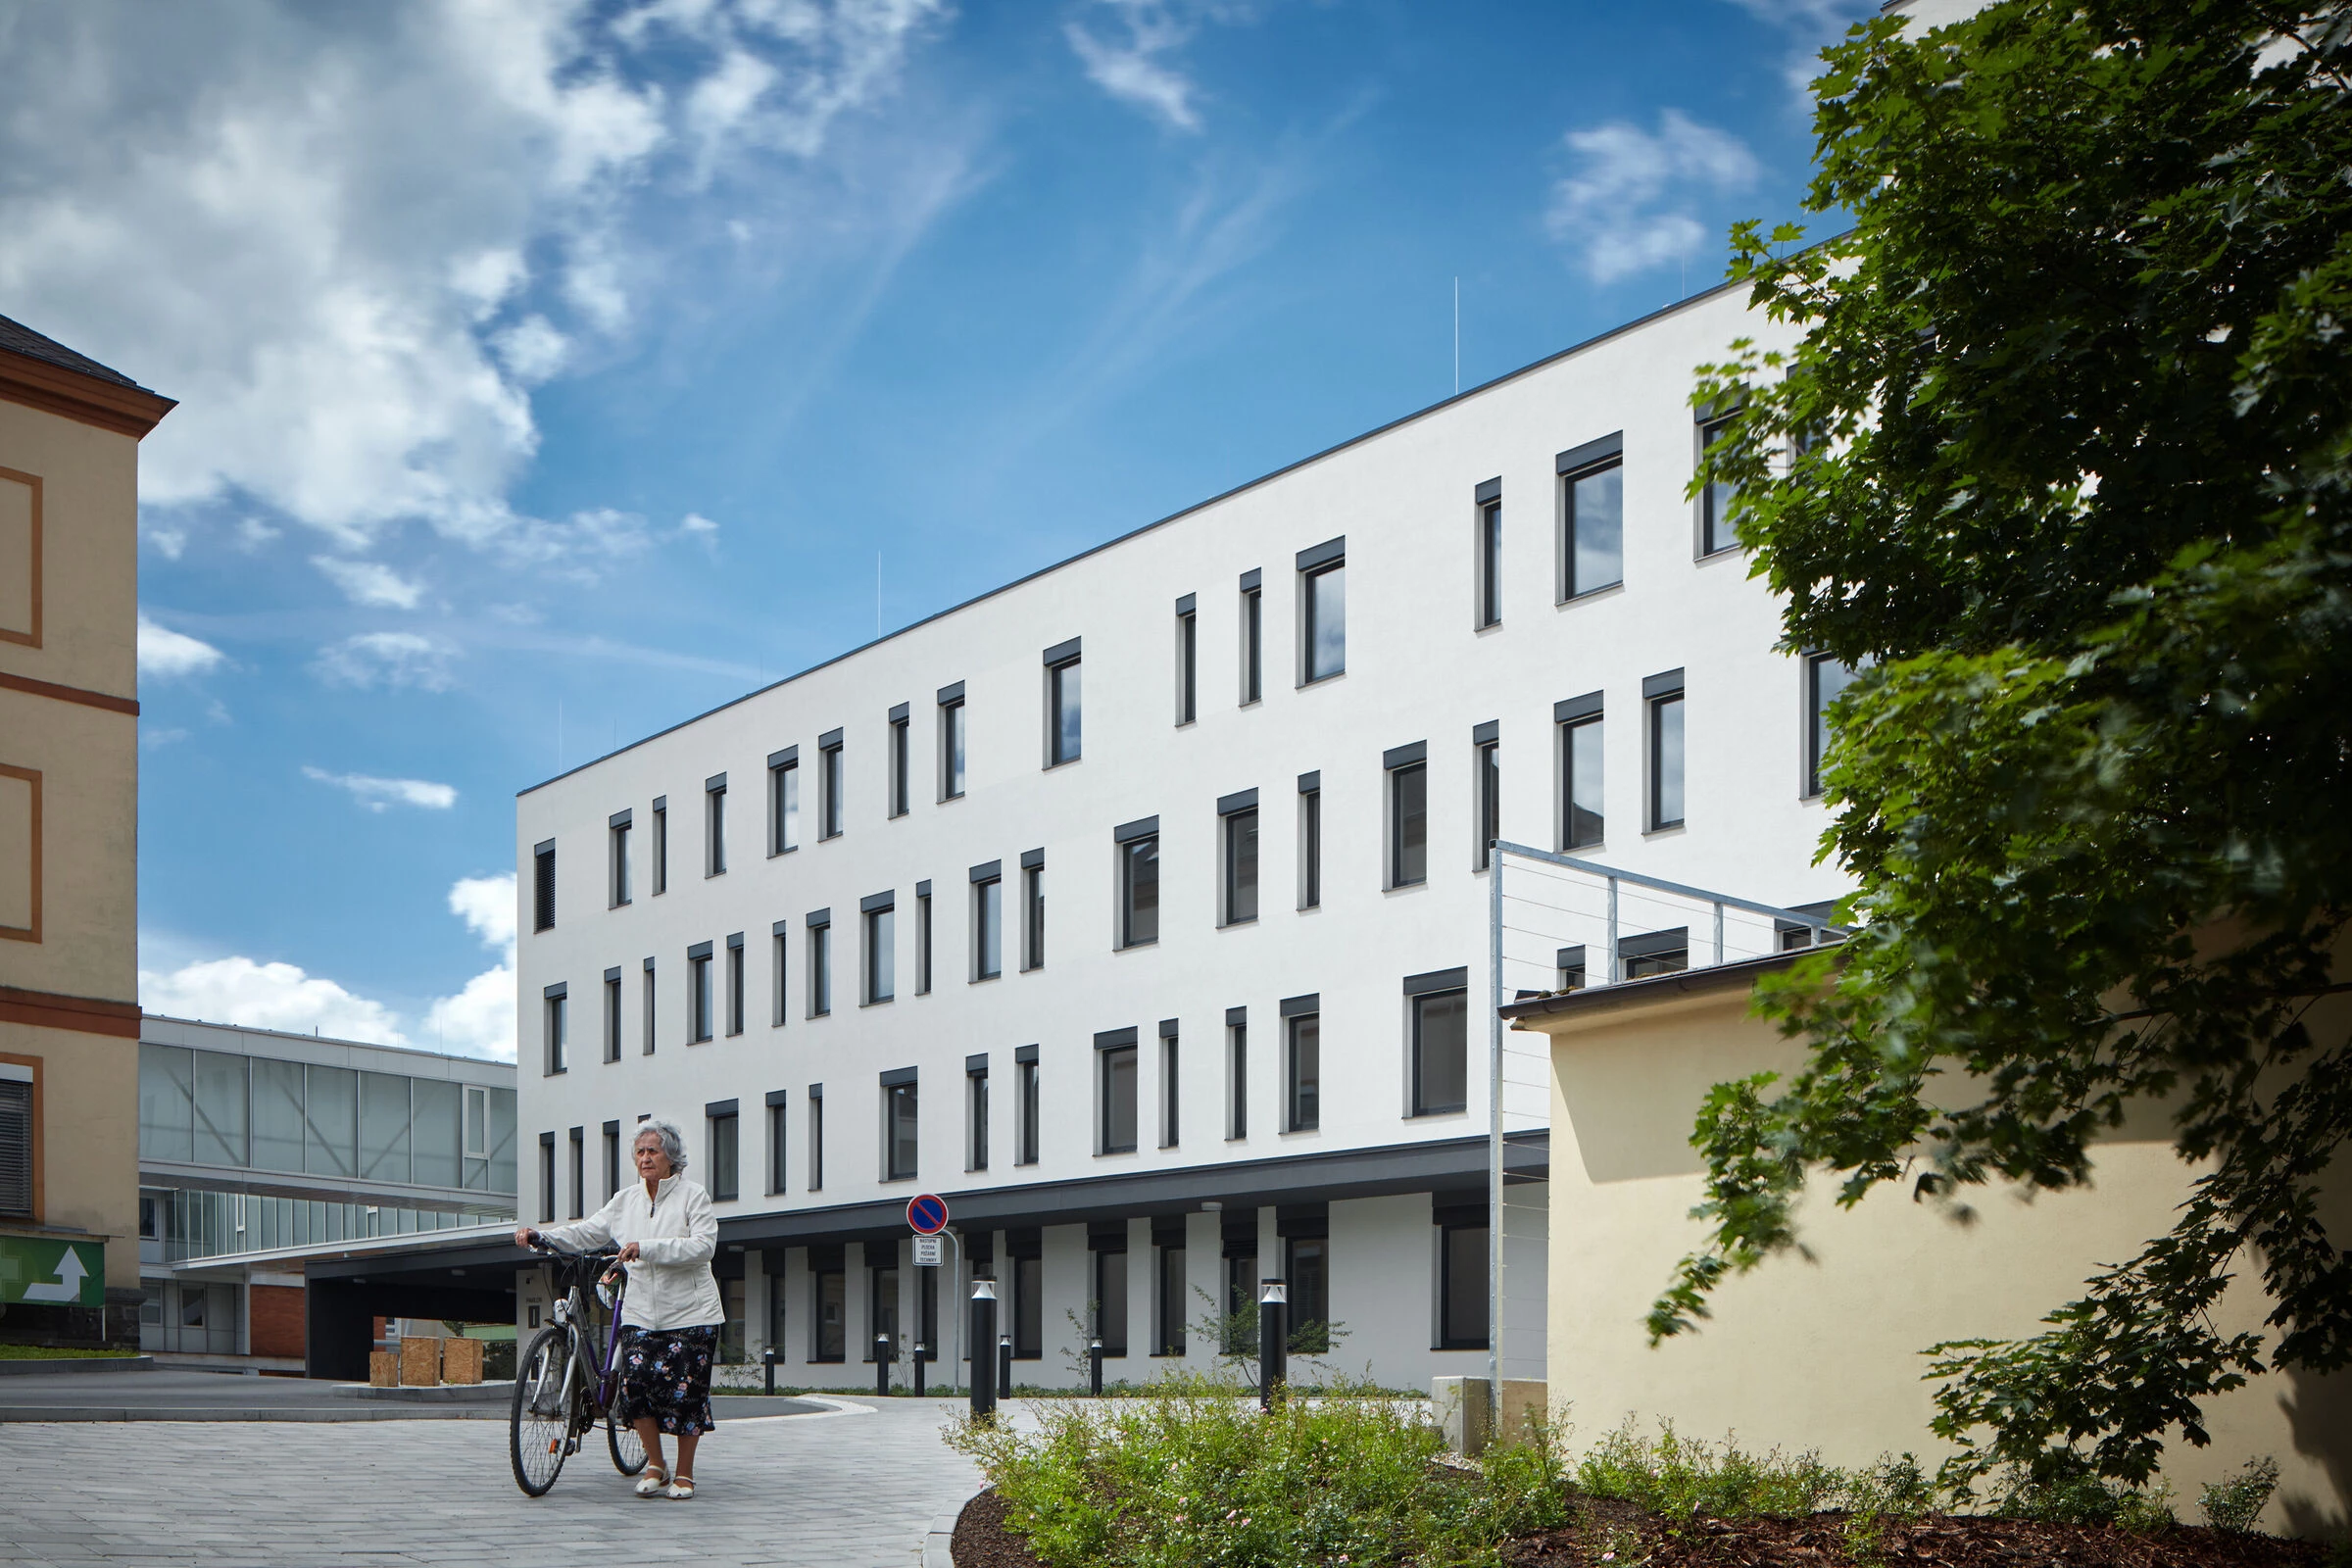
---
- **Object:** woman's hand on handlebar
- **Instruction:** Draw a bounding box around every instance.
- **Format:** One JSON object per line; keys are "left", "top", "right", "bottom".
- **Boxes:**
{"left": 514, "top": 1226, "right": 537, "bottom": 1250}
{"left": 616, "top": 1241, "right": 640, "bottom": 1263}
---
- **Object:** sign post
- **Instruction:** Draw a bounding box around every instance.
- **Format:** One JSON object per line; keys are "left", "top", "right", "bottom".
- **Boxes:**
{"left": 906, "top": 1195, "right": 957, "bottom": 1392}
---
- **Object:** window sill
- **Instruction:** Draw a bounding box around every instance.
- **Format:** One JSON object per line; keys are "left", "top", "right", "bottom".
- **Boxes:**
{"left": 610, "top": 900, "right": 632, "bottom": 910}
{"left": 1298, "top": 669, "right": 1347, "bottom": 690}
{"left": 971, "top": 974, "right": 1001, "bottom": 985}
{"left": 1217, "top": 916, "right": 1258, "bottom": 930}
{"left": 1280, "top": 1126, "right": 1320, "bottom": 1139}
{"left": 1694, "top": 543, "right": 1743, "bottom": 564}
{"left": 1408, "top": 1106, "right": 1469, "bottom": 1120}
{"left": 1043, "top": 757, "right": 1081, "bottom": 771}
{"left": 1114, "top": 939, "right": 1158, "bottom": 953}
{"left": 806, "top": 1012, "right": 831, "bottom": 1022}
{"left": 1557, "top": 581, "right": 1626, "bottom": 607}
{"left": 1384, "top": 880, "right": 1429, "bottom": 897}
{"left": 1474, "top": 619, "right": 1502, "bottom": 636}
{"left": 1097, "top": 1148, "right": 1139, "bottom": 1159}
{"left": 859, "top": 998, "right": 895, "bottom": 1009}
{"left": 769, "top": 846, "right": 798, "bottom": 858}
{"left": 1643, "top": 822, "right": 1688, "bottom": 839}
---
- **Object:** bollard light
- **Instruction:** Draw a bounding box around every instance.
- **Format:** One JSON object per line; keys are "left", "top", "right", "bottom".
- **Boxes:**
{"left": 999, "top": 1333, "right": 1013, "bottom": 1400}
{"left": 1257, "top": 1279, "right": 1288, "bottom": 1411}
{"left": 876, "top": 1333, "right": 893, "bottom": 1398}
{"left": 761, "top": 1344, "right": 778, "bottom": 1396}
{"left": 1089, "top": 1337, "right": 1103, "bottom": 1397}
{"left": 968, "top": 1280, "right": 999, "bottom": 1421}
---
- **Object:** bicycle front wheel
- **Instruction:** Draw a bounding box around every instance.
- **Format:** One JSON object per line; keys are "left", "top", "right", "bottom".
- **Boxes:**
{"left": 607, "top": 1400, "right": 647, "bottom": 1476}
{"left": 510, "top": 1326, "right": 576, "bottom": 1496}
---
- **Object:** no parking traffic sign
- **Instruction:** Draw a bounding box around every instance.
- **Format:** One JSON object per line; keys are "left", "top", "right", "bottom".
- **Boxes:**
{"left": 907, "top": 1193, "right": 949, "bottom": 1235}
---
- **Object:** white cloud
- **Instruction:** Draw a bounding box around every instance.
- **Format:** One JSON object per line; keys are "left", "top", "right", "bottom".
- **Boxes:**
{"left": 302, "top": 765, "right": 459, "bottom": 811}
{"left": 425, "top": 872, "right": 517, "bottom": 1060}
{"left": 0, "top": 0, "right": 945, "bottom": 556}
{"left": 136, "top": 612, "right": 225, "bottom": 678}
{"left": 312, "top": 557, "right": 425, "bottom": 610}
{"left": 313, "top": 630, "right": 456, "bottom": 691}
{"left": 447, "top": 872, "right": 518, "bottom": 952}
{"left": 1717, "top": 0, "right": 1880, "bottom": 98}
{"left": 1063, "top": 1, "right": 1260, "bottom": 132}
{"left": 141, "top": 726, "right": 190, "bottom": 752}
{"left": 1546, "top": 110, "right": 1762, "bottom": 283}
{"left": 680, "top": 512, "right": 719, "bottom": 537}
{"left": 233, "top": 517, "right": 281, "bottom": 552}
{"left": 140, "top": 956, "right": 409, "bottom": 1047}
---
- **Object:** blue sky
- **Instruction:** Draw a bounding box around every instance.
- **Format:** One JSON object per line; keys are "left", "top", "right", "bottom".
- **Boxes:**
{"left": 0, "top": 0, "right": 1868, "bottom": 1056}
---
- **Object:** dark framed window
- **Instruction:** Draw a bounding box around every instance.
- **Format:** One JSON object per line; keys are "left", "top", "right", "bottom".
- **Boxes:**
{"left": 870, "top": 1261, "right": 900, "bottom": 1358}
{"left": 766, "top": 1094, "right": 788, "bottom": 1196}
{"left": 888, "top": 709, "right": 910, "bottom": 817}
{"left": 807, "top": 1087, "right": 824, "bottom": 1191}
{"left": 1017, "top": 1056, "right": 1040, "bottom": 1165}
{"left": 915, "top": 887, "right": 933, "bottom": 995}
{"left": 603, "top": 1121, "right": 621, "bottom": 1200}
{"left": 865, "top": 904, "right": 895, "bottom": 1004}
{"left": 1560, "top": 704, "right": 1604, "bottom": 850}
{"left": 1286, "top": 1235, "right": 1329, "bottom": 1351}
{"left": 651, "top": 799, "right": 667, "bottom": 894}
{"left": 1475, "top": 729, "right": 1499, "bottom": 870}
{"left": 1557, "top": 945, "right": 1589, "bottom": 992}
{"left": 1154, "top": 1236, "right": 1187, "bottom": 1355}
{"left": 808, "top": 918, "right": 832, "bottom": 1016}
{"left": 966, "top": 1063, "right": 989, "bottom": 1172}
{"left": 1298, "top": 774, "right": 1321, "bottom": 909}
{"left": 687, "top": 951, "right": 712, "bottom": 1043}
{"left": 1047, "top": 652, "right": 1082, "bottom": 766}
{"left": 1223, "top": 804, "right": 1258, "bottom": 924}
{"left": 1160, "top": 1024, "right": 1180, "bottom": 1148}
{"left": 1222, "top": 1249, "right": 1257, "bottom": 1354}
{"left": 1807, "top": 652, "right": 1857, "bottom": 797}
{"left": 973, "top": 872, "right": 1002, "bottom": 980}
{"left": 1620, "top": 927, "right": 1690, "bottom": 981}
{"left": 1410, "top": 986, "right": 1469, "bottom": 1116}
{"left": 641, "top": 958, "right": 657, "bottom": 1055}
{"left": 1021, "top": 858, "right": 1045, "bottom": 971}
{"left": 708, "top": 1106, "right": 739, "bottom": 1201}
{"left": 1563, "top": 454, "right": 1625, "bottom": 598}
{"left": 819, "top": 736, "right": 844, "bottom": 839}
{"left": 1100, "top": 1042, "right": 1138, "bottom": 1154}
{"left": 771, "top": 924, "right": 788, "bottom": 1025}
{"left": 1648, "top": 684, "right": 1686, "bottom": 830}
{"left": 1241, "top": 576, "right": 1263, "bottom": 704}
{"left": 1285, "top": 1009, "right": 1319, "bottom": 1132}
{"left": 1301, "top": 556, "right": 1345, "bottom": 683}
{"left": 567, "top": 1128, "right": 584, "bottom": 1218}
{"left": 603, "top": 972, "right": 621, "bottom": 1063}
{"left": 1176, "top": 597, "right": 1198, "bottom": 724}
{"left": 532, "top": 842, "right": 555, "bottom": 932}
{"left": 811, "top": 1248, "right": 845, "bottom": 1360}
{"left": 537, "top": 1133, "right": 555, "bottom": 1223}
{"left": 939, "top": 688, "right": 967, "bottom": 801}
{"left": 770, "top": 754, "right": 799, "bottom": 854}
{"left": 1699, "top": 415, "right": 1740, "bottom": 556}
{"left": 1093, "top": 1239, "right": 1129, "bottom": 1356}
{"left": 1227, "top": 1017, "right": 1248, "bottom": 1140}
{"left": 609, "top": 817, "right": 631, "bottom": 906}
{"left": 1118, "top": 827, "right": 1159, "bottom": 948}
{"left": 1013, "top": 1244, "right": 1044, "bottom": 1359}
{"left": 1389, "top": 755, "right": 1428, "bottom": 888}
{"left": 725, "top": 937, "right": 744, "bottom": 1035}
{"left": 1477, "top": 493, "right": 1503, "bottom": 628}
{"left": 884, "top": 1076, "right": 917, "bottom": 1181}
{"left": 705, "top": 778, "right": 726, "bottom": 876}
{"left": 1438, "top": 1214, "right": 1489, "bottom": 1349}
{"left": 544, "top": 990, "right": 566, "bottom": 1074}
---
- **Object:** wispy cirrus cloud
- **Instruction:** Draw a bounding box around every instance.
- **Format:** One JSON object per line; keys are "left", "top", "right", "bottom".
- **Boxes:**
{"left": 1063, "top": 1, "right": 1257, "bottom": 132}
{"left": 302, "top": 765, "right": 458, "bottom": 811}
{"left": 313, "top": 557, "right": 425, "bottom": 610}
{"left": 136, "top": 612, "right": 225, "bottom": 678}
{"left": 313, "top": 630, "right": 457, "bottom": 691}
{"left": 1545, "top": 110, "right": 1761, "bottom": 283}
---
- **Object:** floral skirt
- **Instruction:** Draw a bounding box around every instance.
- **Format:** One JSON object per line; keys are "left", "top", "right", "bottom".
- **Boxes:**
{"left": 615, "top": 1324, "right": 718, "bottom": 1437}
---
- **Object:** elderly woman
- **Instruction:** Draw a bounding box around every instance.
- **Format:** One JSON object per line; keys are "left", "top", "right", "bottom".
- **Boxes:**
{"left": 515, "top": 1116, "right": 721, "bottom": 1499}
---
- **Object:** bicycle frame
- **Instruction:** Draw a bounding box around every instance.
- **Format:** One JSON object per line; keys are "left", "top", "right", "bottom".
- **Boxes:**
{"left": 539, "top": 1246, "right": 631, "bottom": 1426}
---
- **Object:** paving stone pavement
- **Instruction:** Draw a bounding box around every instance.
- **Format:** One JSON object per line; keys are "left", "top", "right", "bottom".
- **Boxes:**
{"left": 0, "top": 1396, "right": 987, "bottom": 1567}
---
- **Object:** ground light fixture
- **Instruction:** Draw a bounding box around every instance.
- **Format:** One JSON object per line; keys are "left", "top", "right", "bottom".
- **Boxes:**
{"left": 968, "top": 1279, "right": 998, "bottom": 1420}
{"left": 1257, "top": 1278, "right": 1288, "bottom": 1410}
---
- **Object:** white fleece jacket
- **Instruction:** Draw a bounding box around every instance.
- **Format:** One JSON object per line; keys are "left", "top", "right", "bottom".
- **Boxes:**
{"left": 536, "top": 1173, "right": 723, "bottom": 1333}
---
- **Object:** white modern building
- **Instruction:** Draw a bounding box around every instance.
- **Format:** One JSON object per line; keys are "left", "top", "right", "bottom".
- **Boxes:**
{"left": 513, "top": 276, "right": 1850, "bottom": 1390}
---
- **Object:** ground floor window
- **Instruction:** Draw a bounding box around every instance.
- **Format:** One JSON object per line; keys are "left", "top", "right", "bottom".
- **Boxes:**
{"left": 870, "top": 1261, "right": 900, "bottom": 1360}
{"left": 719, "top": 1276, "right": 745, "bottom": 1363}
{"left": 810, "top": 1250, "right": 846, "bottom": 1361}
{"left": 1285, "top": 1235, "right": 1330, "bottom": 1353}
{"left": 1012, "top": 1247, "right": 1044, "bottom": 1359}
{"left": 1223, "top": 1249, "right": 1257, "bottom": 1354}
{"left": 1092, "top": 1241, "right": 1128, "bottom": 1356}
{"left": 1438, "top": 1216, "right": 1489, "bottom": 1350}
{"left": 1153, "top": 1240, "right": 1186, "bottom": 1355}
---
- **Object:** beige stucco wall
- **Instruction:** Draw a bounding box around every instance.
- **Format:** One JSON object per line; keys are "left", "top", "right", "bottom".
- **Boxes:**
{"left": 0, "top": 396, "right": 142, "bottom": 697}
{"left": 1537, "top": 987, "right": 2351, "bottom": 1539}
{"left": 0, "top": 1023, "right": 139, "bottom": 1286}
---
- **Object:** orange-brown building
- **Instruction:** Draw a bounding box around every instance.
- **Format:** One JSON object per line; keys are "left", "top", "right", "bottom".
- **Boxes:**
{"left": 0, "top": 313, "right": 172, "bottom": 1347}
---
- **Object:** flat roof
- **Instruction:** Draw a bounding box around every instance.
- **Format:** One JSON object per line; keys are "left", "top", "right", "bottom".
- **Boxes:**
{"left": 140, "top": 1012, "right": 517, "bottom": 1078}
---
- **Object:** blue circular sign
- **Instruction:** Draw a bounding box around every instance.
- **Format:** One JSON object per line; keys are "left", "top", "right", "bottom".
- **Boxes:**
{"left": 906, "top": 1194, "right": 949, "bottom": 1235}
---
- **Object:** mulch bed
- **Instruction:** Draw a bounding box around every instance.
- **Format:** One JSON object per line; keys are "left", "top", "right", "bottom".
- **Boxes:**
{"left": 952, "top": 1487, "right": 2333, "bottom": 1568}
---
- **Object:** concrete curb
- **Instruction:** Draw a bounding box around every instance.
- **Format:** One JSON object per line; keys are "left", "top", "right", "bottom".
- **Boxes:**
{"left": 336, "top": 1379, "right": 513, "bottom": 1402}
{"left": 0, "top": 1354, "right": 151, "bottom": 1377}
{"left": 0, "top": 1404, "right": 510, "bottom": 1422}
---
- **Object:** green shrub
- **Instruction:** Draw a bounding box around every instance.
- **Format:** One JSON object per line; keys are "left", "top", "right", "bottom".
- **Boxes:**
{"left": 1988, "top": 1459, "right": 2176, "bottom": 1534}
{"left": 944, "top": 1371, "right": 1565, "bottom": 1567}
{"left": 2199, "top": 1457, "right": 2279, "bottom": 1535}
{"left": 1574, "top": 1418, "right": 1842, "bottom": 1520}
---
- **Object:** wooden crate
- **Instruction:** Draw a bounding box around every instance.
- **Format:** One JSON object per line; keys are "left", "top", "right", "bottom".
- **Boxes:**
{"left": 399, "top": 1336, "right": 440, "bottom": 1388}
{"left": 368, "top": 1350, "right": 398, "bottom": 1388}
{"left": 442, "top": 1336, "right": 485, "bottom": 1385}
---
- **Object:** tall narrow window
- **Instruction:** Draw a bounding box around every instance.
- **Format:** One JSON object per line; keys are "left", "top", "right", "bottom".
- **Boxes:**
{"left": 1098, "top": 1033, "right": 1138, "bottom": 1154}
{"left": 1175, "top": 595, "right": 1198, "bottom": 724}
{"left": 1475, "top": 723, "right": 1500, "bottom": 870}
{"left": 1240, "top": 570, "right": 1263, "bottom": 705}
{"left": 972, "top": 865, "right": 1002, "bottom": 980}
{"left": 1154, "top": 1230, "right": 1187, "bottom": 1355}
{"left": 1093, "top": 1238, "right": 1129, "bottom": 1356}
{"left": 769, "top": 750, "right": 800, "bottom": 854}
{"left": 1407, "top": 974, "right": 1469, "bottom": 1116}
{"left": 687, "top": 944, "right": 713, "bottom": 1043}
{"left": 1020, "top": 852, "right": 1045, "bottom": 971}
{"left": 1159, "top": 1021, "right": 1180, "bottom": 1148}
{"left": 1562, "top": 441, "right": 1625, "bottom": 598}
{"left": 603, "top": 969, "right": 622, "bottom": 1063}
{"left": 1298, "top": 772, "right": 1321, "bottom": 909}
{"left": 708, "top": 1102, "right": 739, "bottom": 1201}
{"left": 1286, "top": 1234, "right": 1329, "bottom": 1350}
{"left": 543, "top": 986, "right": 566, "bottom": 1074}
{"left": 915, "top": 882, "right": 933, "bottom": 995}
{"left": 725, "top": 934, "right": 745, "bottom": 1035}
{"left": 938, "top": 684, "right": 966, "bottom": 801}
{"left": 811, "top": 1247, "right": 844, "bottom": 1359}
{"left": 1221, "top": 796, "right": 1258, "bottom": 924}
{"left": 1807, "top": 653, "right": 1856, "bottom": 798}
{"left": 966, "top": 1059, "right": 989, "bottom": 1172}
{"left": 1284, "top": 1002, "right": 1319, "bottom": 1132}
{"left": 1015, "top": 1053, "right": 1040, "bottom": 1165}
{"left": 641, "top": 957, "right": 657, "bottom": 1054}
{"left": 807, "top": 1086, "right": 824, "bottom": 1192}
{"left": 1116, "top": 820, "right": 1159, "bottom": 948}
{"left": 1298, "top": 537, "right": 1345, "bottom": 684}
{"left": 1387, "top": 745, "right": 1428, "bottom": 888}
{"left": 1439, "top": 1210, "right": 1489, "bottom": 1349}
{"left": 770, "top": 921, "right": 789, "bottom": 1025}
{"left": 864, "top": 897, "right": 896, "bottom": 1004}
{"left": 609, "top": 812, "right": 632, "bottom": 906}
{"left": 652, "top": 797, "right": 668, "bottom": 894}
{"left": 1557, "top": 693, "right": 1604, "bottom": 850}
{"left": 1646, "top": 671, "right": 1686, "bottom": 830}
{"left": 888, "top": 704, "right": 910, "bottom": 816}
{"left": 705, "top": 775, "right": 727, "bottom": 876}
{"left": 537, "top": 1133, "right": 556, "bottom": 1223}
{"left": 567, "top": 1128, "right": 584, "bottom": 1219}
{"left": 808, "top": 914, "right": 832, "bottom": 1017}
{"left": 818, "top": 731, "right": 844, "bottom": 839}
{"left": 603, "top": 1120, "right": 621, "bottom": 1200}
{"left": 1046, "top": 641, "right": 1082, "bottom": 765}
{"left": 883, "top": 1073, "right": 918, "bottom": 1182}
{"left": 766, "top": 1092, "right": 788, "bottom": 1196}
{"left": 1556, "top": 945, "right": 1589, "bottom": 992}
{"left": 1012, "top": 1242, "right": 1043, "bottom": 1359}
{"left": 533, "top": 841, "right": 556, "bottom": 932}
{"left": 1476, "top": 481, "right": 1503, "bottom": 628}
{"left": 1226, "top": 1011, "right": 1248, "bottom": 1140}
{"left": 1699, "top": 415, "right": 1740, "bottom": 556}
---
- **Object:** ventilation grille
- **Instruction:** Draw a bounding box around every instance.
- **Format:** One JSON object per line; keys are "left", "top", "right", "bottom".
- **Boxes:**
{"left": 0, "top": 1080, "right": 31, "bottom": 1215}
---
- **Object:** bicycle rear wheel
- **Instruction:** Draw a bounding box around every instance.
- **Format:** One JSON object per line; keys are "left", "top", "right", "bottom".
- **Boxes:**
{"left": 510, "top": 1326, "right": 576, "bottom": 1496}
{"left": 607, "top": 1400, "right": 647, "bottom": 1475}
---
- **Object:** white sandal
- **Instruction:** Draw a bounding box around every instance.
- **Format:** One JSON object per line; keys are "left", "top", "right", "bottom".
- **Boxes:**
{"left": 666, "top": 1474, "right": 696, "bottom": 1500}
{"left": 634, "top": 1462, "right": 668, "bottom": 1497}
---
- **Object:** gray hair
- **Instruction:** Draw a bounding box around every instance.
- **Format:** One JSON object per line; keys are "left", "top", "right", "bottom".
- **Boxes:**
{"left": 634, "top": 1116, "right": 688, "bottom": 1175}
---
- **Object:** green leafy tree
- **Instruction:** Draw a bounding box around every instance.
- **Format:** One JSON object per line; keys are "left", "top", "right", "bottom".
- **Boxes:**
{"left": 1652, "top": 0, "right": 2352, "bottom": 1498}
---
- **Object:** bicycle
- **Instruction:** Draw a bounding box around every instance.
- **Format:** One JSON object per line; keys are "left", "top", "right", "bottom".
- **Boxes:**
{"left": 510, "top": 1239, "right": 650, "bottom": 1496}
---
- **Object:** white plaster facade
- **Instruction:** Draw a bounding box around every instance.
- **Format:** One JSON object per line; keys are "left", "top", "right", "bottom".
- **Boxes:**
{"left": 513, "top": 276, "right": 1844, "bottom": 1390}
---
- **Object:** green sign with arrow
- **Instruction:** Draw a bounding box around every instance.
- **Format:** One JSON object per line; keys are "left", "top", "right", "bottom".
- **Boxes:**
{"left": 0, "top": 1237, "right": 105, "bottom": 1306}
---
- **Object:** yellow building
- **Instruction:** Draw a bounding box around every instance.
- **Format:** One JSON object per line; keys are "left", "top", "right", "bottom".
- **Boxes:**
{"left": 0, "top": 313, "right": 173, "bottom": 1347}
